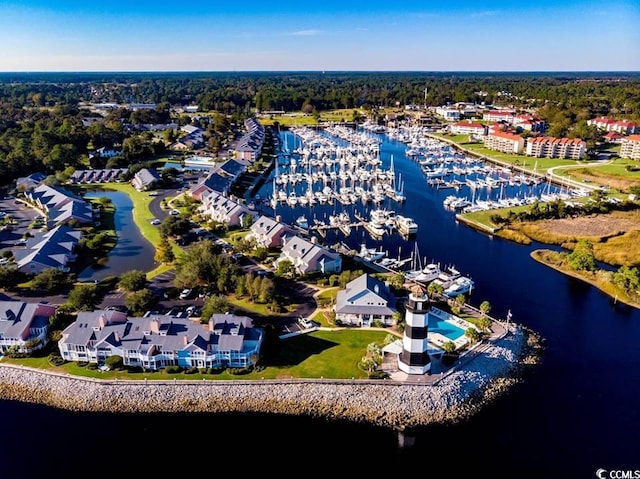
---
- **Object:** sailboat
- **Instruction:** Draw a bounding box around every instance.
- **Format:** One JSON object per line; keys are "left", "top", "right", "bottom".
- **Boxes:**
{"left": 404, "top": 243, "right": 441, "bottom": 284}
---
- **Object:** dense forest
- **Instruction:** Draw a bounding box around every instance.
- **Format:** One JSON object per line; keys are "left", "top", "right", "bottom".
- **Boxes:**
{"left": 0, "top": 71, "right": 639, "bottom": 186}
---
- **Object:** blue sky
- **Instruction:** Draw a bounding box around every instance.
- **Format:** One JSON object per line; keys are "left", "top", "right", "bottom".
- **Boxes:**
{"left": 1, "top": 1, "right": 638, "bottom": 71}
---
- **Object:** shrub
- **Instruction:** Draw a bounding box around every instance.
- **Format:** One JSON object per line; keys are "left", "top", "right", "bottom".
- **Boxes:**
{"left": 105, "top": 355, "right": 123, "bottom": 370}
{"left": 165, "top": 365, "right": 181, "bottom": 374}
{"left": 48, "top": 353, "right": 65, "bottom": 366}
{"left": 228, "top": 366, "right": 253, "bottom": 375}
{"left": 185, "top": 367, "right": 199, "bottom": 374}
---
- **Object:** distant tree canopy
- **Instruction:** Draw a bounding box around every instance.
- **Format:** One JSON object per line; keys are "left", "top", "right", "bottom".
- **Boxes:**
{"left": 0, "top": 71, "right": 639, "bottom": 186}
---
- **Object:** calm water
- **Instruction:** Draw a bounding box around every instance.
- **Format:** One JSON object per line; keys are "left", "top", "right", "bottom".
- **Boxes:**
{"left": 2, "top": 131, "right": 639, "bottom": 477}
{"left": 77, "top": 190, "right": 156, "bottom": 281}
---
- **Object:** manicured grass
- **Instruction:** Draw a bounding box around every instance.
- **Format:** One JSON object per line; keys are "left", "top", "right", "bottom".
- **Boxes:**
{"left": 230, "top": 297, "right": 297, "bottom": 316}
{"left": 259, "top": 108, "right": 367, "bottom": 127}
{"left": 2, "top": 328, "right": 391, "bottom": 380}
{"left": 433, "top": 133, "right": 577, "bottom": 173}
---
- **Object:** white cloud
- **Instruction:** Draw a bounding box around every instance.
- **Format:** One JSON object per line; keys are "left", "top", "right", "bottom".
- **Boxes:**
{"left": 289, "top": 29, "right": 323, "bottom": 36}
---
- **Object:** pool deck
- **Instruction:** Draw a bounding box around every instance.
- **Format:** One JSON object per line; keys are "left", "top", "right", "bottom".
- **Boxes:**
{"left": 381, "top": 306, "right": 509, "bottom": 385}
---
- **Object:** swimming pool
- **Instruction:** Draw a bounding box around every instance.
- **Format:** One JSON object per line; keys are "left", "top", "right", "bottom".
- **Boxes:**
{"left": 428, "top": 314, "right": 465, "bottom": 341}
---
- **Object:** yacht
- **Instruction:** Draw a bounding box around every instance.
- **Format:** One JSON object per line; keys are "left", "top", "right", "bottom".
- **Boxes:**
{"left": 295, "top": 215, "right": 309, "bottom": 230}
{"left": 443, "top": 277, "right": 475, "bottom": 297}
{"left": 394, "top": 215, "right": 418, "bottom": 235}
{"left": 357, "top": 243, "right": 386, "bottom": 262}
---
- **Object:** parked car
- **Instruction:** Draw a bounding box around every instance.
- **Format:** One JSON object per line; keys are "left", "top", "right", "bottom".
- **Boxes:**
{"left": 179, "top": 288, "right": 193, "bottom": 300}
{"left": 170, "top": 209, "right": 180, "bottom": 216}
{"left": 150, "top": 218, "right": 161, "bottom": 225}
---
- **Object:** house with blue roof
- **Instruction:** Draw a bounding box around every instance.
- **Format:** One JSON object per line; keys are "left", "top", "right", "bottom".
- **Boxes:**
{"left": 190, "top": 172, "right": 234, "bottom": 201}
{"left": 57, "top": 310, "right": 263, "bottom": 371}
{"left": 334, "top": 273, "right": 397, "bottom": 327}
{"left": 218, "top": 159, "right": 246, "bottom": 180}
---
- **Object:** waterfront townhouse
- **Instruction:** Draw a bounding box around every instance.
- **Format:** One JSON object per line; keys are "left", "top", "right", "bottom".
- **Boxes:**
{"left": 190, "top": 172, "right": 234, "bottom": 201}
{"left": 334, "top": 273, "right": 397, "bottom": 327}
{"left": 57, "top": 311, "right": 264, "bottom": 371}
{"left": 131, "top": 168, "right": 161, "bottom": 191}
{"left": 0, "top": 301, "right": 57, "bottom": 354}
{"left": 218, "top": 159, "right": 247, "bottom": 181}
{"left": 526, "top": 137, "right": 586, "bottom": 160}
{"left": 235, "top": 117, "right": 265, "bottom": 162}
{"left": 245, "top": 215, "right": 297, "bottom": 249}
{"left": 450, "top": 120, "right": 486, "bottom": 137}
{"left": 14, "top": 225, "right": 82, "bottom": 274}
{"left": 24, "top": 184, "right": 94, "bottom": 228}
{"left": 198, "top": 190, "right": 257, "bottom": 228}
{"left": 275, "top": 235, "right": 342, "bottom": 276}
{"left": 620, "top": 135, "right": 640, "bottom": 160}
{"left": 483, "top": 131, "right": 524, "bottom": 154}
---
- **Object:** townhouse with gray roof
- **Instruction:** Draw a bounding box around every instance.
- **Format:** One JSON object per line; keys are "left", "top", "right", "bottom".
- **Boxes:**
{"left": 131, "top": 168, "right": 161, "bottom": 191}
{"left": 275, "top": 235, "right": 342, "bottom": 276}
{"left": 334, "top": 273, "right": 397, "bottom": 327}
{"left": 15, "top": 172, "right": 47, "bottom": 192}
{"left": 14, "top": 225, "right": 83, "bottom": 274}
{"left": 245, "top": 214, "right": 297, "bottom": 249}
{"left": 24, "top": 183, "right": 94, "bottom": 228}
{"left": 198, "top": 190, "right": 257, "bottom": 227}
{"left": 58, "top": 311, "right": 263, "bottom": 371}
{"left": 0, "top": 301, "right": 57, "bottom": 354}
{"left": 70, "top": 168, "right": 128, "bottom": 184}
{"left": 235, "top": 117, "right": 265, "bottom": 162}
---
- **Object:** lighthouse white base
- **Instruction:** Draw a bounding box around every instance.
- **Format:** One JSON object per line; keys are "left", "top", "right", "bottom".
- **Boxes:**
{"left": 398, "top": 360, "right": 431, "bottom": 375}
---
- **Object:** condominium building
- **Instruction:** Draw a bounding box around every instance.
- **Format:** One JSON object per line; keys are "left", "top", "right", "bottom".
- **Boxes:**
{"left": 620, "top": 135, "right": 640, "bottom": 160}
{"left": 482, "top": 110, "right": 516, "bottom": 124}
{"left": 526, "top": 137, "right": 586, "bottom": 160}
{"left": 588, "top": 117, "right": 639, "bottom": 135}
{"left": 450, "top": 120, "right": 486, "bottom": 136}
{"left": 58, "top": 310, "right": 264, "bottom": 371}
{"left": 483, "top": 131, "right": 524, "bottom": 154}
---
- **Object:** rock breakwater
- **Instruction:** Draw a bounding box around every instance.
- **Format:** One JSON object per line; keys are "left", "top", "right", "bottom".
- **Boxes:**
{"left": 0, "top": 325, "right": 540, "bottom": 429}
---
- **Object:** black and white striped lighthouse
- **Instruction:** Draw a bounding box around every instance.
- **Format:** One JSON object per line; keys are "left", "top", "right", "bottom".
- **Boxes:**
{"left": 398, "top": 286, "right": 431, "bottom": 375}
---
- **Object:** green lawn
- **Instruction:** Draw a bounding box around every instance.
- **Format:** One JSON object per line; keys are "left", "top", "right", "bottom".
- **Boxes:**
{"left": 3, "top": 328, "right": 391, "bottom": 380}
{"left": 433, "top": 133, "right": 577, "bottom": 173}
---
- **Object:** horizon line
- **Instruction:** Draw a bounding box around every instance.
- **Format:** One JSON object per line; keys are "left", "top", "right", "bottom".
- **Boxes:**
{"left": 0, "top": 69, "right": 639, "bottom": 74}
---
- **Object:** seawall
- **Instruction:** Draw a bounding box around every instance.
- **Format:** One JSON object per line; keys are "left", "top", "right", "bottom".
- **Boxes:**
{"left": 0, "top": 324, "right": 540, "bottom": 430}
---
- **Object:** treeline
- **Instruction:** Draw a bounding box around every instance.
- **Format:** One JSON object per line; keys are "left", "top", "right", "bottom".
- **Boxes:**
{"left": 1, "top": 71, "right": 639, "bottom": 186}
{"left": 1, "top": 71, "right": 639, "bottom": 118}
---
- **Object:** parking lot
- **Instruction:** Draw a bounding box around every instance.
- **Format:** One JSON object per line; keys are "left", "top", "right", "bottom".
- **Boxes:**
{"left": 0, "top": 196, "right": 41, "bottom": 251}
